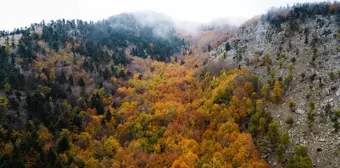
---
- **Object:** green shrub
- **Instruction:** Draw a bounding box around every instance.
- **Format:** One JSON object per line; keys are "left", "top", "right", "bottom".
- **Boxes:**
{"left": 313, "top": 47, "right": 318, "bottom": 56}
{"left": 285, "top": 146, "right": 312, "bottom": 168}
{"left": 263, "top": 52, "right": 272, "bottom": 65}
{"left": 266, "top": 64, "right": 271, "bottom": 75}
{"left": 309, "top": 101, "right": 316, "bottom": 111}
{"left": 270, "top": 71, "right": 276, "bottom": 85}
{"left": 285, "top": 23, "right": 292, "bottom": 36}
{"left": 329, "top": 72, "right": 336, "bottom": 80}
{"left": 280, "top": 132, "right": 290, "bottom": 147}
{"left": 276, "top": 132, "right": 290, "bottom": 163}
{"left": 218, "top": 55, "right": 225, "bottom": 61}
{"left": 279, "top": 60, "right": 283, "bottom": 68}
{"left": 291, "top": 57, "right": 296, "bottom": 64}
{"left": 307, "top": 111, "right": 315, "bottom": 121}
{"left": 261, "top": 84, "right": 271, "bottom": 100}
{"left": 332, "top": 109, "right": 340, "bottom": 118}
{"left": 268, "top": 121, "right": 280, "bottom": 145}
{"left": 286, "top": 115, "right": 294, "bottom": 126}
{"left": 244, "top": 57, "right": 250, "bottom": 65}
{"left": 288, "top": 64, "right": 294, "bottom": 73}
{"left": 284, "top": 74, "right": 293, "bottom": 87}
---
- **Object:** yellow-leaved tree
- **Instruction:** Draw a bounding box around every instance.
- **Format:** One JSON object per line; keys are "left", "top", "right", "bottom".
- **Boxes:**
{"left": 273, "top": 80, "right": 283, "bottom": 102}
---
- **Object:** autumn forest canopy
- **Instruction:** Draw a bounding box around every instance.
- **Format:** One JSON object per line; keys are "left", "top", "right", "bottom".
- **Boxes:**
{"left": 2, "top": 2, "right": 339, "bottom": 168}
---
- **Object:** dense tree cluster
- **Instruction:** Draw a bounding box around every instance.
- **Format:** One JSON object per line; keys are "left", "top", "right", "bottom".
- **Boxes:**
{"left": 0, "top": 54, "right": 272, "bottom": 167}
{"left": 0, "top": 28, "right": 28, "bottom": 38}
{"left": 262, "top": 2, "right": 340, "bottom": 28}
{"left": 40, "top": 14, "right": 184, "bottom": 62}
{"left": 0, "top": 12, "right": 185, "bottom": 89}
{"left": 0, "top": 9, "right": 316, "bottom": 168}
{"left": 1, "top": 13, "right": 184, "bottom": 67}
{"left": 0, "top": 44, "right": 25, "bottom": 89}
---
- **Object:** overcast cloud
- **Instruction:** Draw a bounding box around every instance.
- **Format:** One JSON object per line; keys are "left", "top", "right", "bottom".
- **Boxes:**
{"left": 1, "top": 0, "right": 325, "bottom": 30}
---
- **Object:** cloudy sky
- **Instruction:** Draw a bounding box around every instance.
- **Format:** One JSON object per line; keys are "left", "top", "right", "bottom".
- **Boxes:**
{"left": 1, "top": 0, "right": 324, "bottom": 30}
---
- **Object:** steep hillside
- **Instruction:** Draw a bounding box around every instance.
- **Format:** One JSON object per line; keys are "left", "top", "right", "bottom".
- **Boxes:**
{"left": 5, "top": 3, "right": 340, "bottom": 167}
{"left": 209, "top": 2, "right": 340, "bottom": 167}
{"left": 0, "top": 12, "right": 281, "bottom": 168}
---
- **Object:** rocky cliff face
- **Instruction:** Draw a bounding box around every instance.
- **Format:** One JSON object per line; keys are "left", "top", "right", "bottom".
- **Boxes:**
{"left": 209, "top": 14, "right": 340, "bottom": 167}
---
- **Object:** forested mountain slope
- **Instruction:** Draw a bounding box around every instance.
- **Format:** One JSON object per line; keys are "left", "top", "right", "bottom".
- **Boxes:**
{"left": 2, "top": 3, "right": 337, "bottom": 168}
{"left": 209, "top": 2, "right": 340, "bottom": 167}
{"left": 0, "top": 10, "right": 274, "bottom": 167}
{"left": 0, "top": 12, "right": 184, "bottom": 87}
